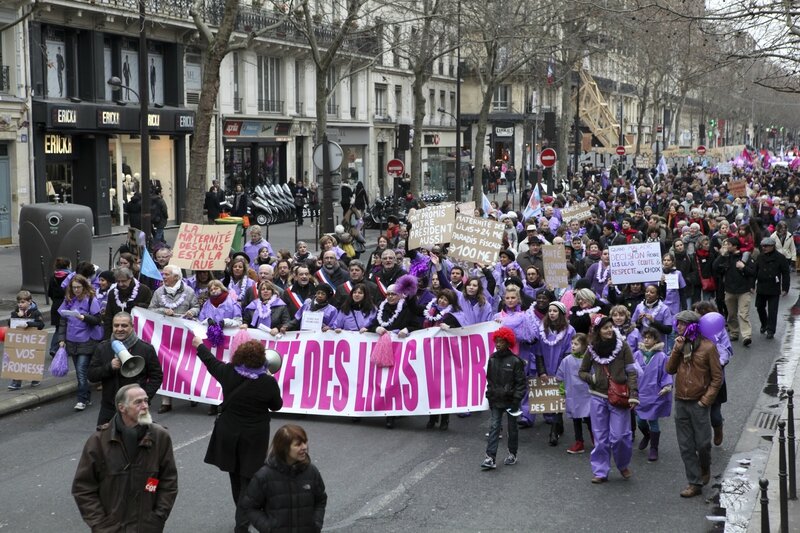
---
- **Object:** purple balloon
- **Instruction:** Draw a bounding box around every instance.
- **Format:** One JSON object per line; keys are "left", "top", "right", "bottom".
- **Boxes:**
{"left": 699, "top": 312, "right": 726, "bottom": 338}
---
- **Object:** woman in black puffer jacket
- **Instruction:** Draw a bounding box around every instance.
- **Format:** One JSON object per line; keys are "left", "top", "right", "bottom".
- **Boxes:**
{"left": 240, "top": 424, "right": 327, "bottom": 533}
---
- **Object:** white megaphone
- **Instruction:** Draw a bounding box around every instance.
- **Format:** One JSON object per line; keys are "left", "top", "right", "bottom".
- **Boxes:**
{"left": 112, "top": 340, "right": 146, "bottom": 378}
{"left": 265, "top": 349, "right": 283, "bottom": 374}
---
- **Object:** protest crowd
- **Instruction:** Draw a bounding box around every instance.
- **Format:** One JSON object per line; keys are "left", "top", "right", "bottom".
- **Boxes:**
{"left": 7, "top": 145, "right": 800, "bottom": 529}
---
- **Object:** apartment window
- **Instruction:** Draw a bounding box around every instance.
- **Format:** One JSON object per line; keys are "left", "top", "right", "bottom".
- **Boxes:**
{"left": 257, "top": 56, "right": 283, "bottom": 113}
{"left": 350, "top": 72, "right": 358, "bottom": 117}
{"left": 326, "top": 66, "right": 338, "bottom": 115}
{"left": 429, "top": 89, "right": 435, "bottom": 119}
{"left": 375, "top": 84, "right": 387, "bottom": 118}
{"left": 449, "top": 91, "right": 456, "bottom": 118}
{"left": 395, "top": 85, "right": 403, "bottom": 117}
{"left": 295, "top": 60, "right": 304, "bottom": 115}
{"left": 492, "top": 85, "right": 510, "bottom": 111}
{"left": 439, "top": 90, "right": 446, "bottom": 117}
{"left": 233, "top": 52, "right": 241, "bottom": 112}
{"left": 393, "top": 26, "right": 401, "bottom": 67}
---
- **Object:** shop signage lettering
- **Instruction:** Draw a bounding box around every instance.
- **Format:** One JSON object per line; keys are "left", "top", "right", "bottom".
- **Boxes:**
{"left": 495, "top": 127, "right": 513, "bottom": 137}
{"left": 99, "top": 111, "right": 120, "bottom": 126}
{"left": 177, "top": 115, "right": 195, "bottom": 129}
{"left": 52, "top": 108, "right": 77, "bottom": 125}
{"left": 224, "top": 121, "right": 242, "bottom": 136}
{"left": 44, "top": 134, "right": 72, "bottom": 155}
{"left": 148, "top": 114, "right": 161, "bottom": 127}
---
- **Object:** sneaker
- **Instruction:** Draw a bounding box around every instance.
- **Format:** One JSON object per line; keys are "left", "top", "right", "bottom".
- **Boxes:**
{"left": 480, "top": 456, "right": 497, "bottom": 470}
{"left": 74, "top": 402, "right": 87, "bottom": 411}
{"left": 766, "top": 332, "right": 775, "bottom": 340}
{"left": 743, "top": 338, "right": 752, "bottom": 347}
{"left": 30, "top": 381, "right": 41, "bottom": 387}
{"left": 503, "top": 453, "right": 517, "bottom": 466}
{"left": 7, "top": 383, "right": 21, "bottom": 391}
{"left": 567, "top": 440, "right": 585, "bottom": 454}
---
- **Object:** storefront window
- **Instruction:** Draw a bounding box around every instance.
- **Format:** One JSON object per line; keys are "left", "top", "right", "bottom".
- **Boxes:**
{"left": 44, "top": 28, "right": 68, "bottom": 99}
{"left": 112, "top": 135, "right": 176, "bottom": 227}
{"left": 224, "top": 144, "right": 284, "bottom": 189}
{"left": 45, "top": 163, "right": 73, "bottom": 203}
{"left": 341, "top": 145, "right": 364, "bottom": 183}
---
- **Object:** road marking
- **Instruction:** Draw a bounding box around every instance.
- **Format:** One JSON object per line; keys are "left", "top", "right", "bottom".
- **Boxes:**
{"left": 174, "top": 430, "right": 212, "bottom": 451}
{"left": 325, "top": 446, "right": 459, "bottom": 531}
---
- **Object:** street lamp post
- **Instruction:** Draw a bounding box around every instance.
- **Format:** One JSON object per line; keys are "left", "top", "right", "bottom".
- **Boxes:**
{"left": 438, "top": 107, "right": 461, "bottom": 202}
{"left": 455, "top": 0, "right": 462, "bottom": 204}
{"left": 106, "top": 0, "right": 150, "bottom": 242}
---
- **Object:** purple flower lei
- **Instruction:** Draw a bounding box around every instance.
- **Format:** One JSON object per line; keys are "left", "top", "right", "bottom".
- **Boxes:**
{"left": 234, "top": 364, "right": 268, "bottom": 379}
{"left": 683, "top": 322, "right": 700, "bottom": 342}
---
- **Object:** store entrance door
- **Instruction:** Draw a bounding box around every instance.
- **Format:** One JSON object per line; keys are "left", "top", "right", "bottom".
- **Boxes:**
{"left": 46, "top": 162, "right": 73, "bottom": 203}
{"left": 0, "top": 146, "right": 10, "bottom": 244}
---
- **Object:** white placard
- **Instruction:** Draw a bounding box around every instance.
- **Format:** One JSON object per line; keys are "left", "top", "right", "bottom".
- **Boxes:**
{"left": 609, "top": 242, "right": 663, "bottom": 284}
{"left": 9, "top": 318, "right": 30, "bottom": 329}
{"left": 300, "top": 310, "right": 323, "bottom": 332}
{"left": 664, "top": 272, "right": 679, "bottom": 290}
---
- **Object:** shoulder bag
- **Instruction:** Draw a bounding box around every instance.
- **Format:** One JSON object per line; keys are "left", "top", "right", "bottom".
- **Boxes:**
{"left": 602, "top": 364, "right": 630, "bottom": 409}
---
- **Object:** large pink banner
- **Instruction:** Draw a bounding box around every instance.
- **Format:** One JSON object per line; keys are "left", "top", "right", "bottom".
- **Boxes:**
{"left": 132, "top": 308, "right": 499, "bottom": 416}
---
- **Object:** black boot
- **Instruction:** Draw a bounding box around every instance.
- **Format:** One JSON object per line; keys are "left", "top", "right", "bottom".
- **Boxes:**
{"left": 440, "top": 414, "right": 450, "bottom": 431}
{"left": 548, "top": 425, "right": 559, "bottom": 446}
{"left": 638, "top": 425, "right": 651, "bottom": 450}
{"left": 426, "top": 415, "right": 437, "bottom": 429}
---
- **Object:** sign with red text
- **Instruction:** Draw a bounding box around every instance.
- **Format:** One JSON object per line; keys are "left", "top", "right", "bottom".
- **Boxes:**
{"left": 172, "top": 223, "right": 237, "bottom": 271}
{"left": 1, "top": 328, "right": 48, "bottom": 381}
{"left": 131, "top": 308, "right": 498, "bottom": 416}
{"left": 609, "top": 242, "right": 663, "bottom": 284}
{"left": 449, "top": 214, "right": 505, "bottom": 264}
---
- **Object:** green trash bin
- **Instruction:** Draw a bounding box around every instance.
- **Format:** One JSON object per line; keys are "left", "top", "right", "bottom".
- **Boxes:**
{"left": 214, "top": 217, "right": 244, "bottom": 253}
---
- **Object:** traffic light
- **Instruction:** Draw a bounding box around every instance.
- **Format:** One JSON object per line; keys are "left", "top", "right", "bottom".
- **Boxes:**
{"left": 486, "top": 134, "right": 492, "bottom": 147}
{"left": 397, "top": 124, "right": 410, "bottom": 150}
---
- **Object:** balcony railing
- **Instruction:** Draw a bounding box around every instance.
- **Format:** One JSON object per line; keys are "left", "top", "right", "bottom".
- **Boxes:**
{"left": 258, "top": 99, "right": 284, "bottom": 114}
{"left": 90, "top": 1, "right": 380, "bottom": 56}
{"left": 0, "top": 66, "right": 9, "bottom": 93}
{"left": 374, "top": 107, "right": 387, "bottom": 117}
{"left": 326, "top": 103, "right": 339, "bottom": 116}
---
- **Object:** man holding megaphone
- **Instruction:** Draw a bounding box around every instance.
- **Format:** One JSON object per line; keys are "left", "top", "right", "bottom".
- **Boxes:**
{"left": 88, "top": 312, "right": 163, "bottom": 426}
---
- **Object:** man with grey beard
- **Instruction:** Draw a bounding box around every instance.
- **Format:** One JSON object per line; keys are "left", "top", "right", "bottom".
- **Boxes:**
{"left": 73, "top": 384, "right": 178, "bottom": 531}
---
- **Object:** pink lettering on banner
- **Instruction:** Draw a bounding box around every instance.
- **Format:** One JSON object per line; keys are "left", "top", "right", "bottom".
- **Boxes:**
{"left": 453, "top": 335, "right": 472, "bottom": 408}
{"left": 279, "top": 341, "right": 299, "bottom": 407}
{"left": 332, "top": 340, "right": 350, "bottom": 411}
{"left": 384, "top": 342, "right": 402, "bottom": 411}
{"left": 300, "top": 341, "right": 322, "bottom": 409}
{"left": 370, "top": 352, "right": 384, "bottom": 411}
{"left": 470, "top": 334, "right": 490, "bottom": 405}
{"left": 423, "top": 339, "right": 442, "bottom": 409}
{"left": 158, "top": 325, "right": 180, "bottom": 390}
{"left": 401, "top": 341, "right": 418, "bottom": 410}
{"left": 354, "top": 343, "right": 368, "bottom": 412}
{"left": 440, "top": 338, "right": 454, "bottom": 408}
{"left": 317, "top": 341, "right": 335, "bottom": 410}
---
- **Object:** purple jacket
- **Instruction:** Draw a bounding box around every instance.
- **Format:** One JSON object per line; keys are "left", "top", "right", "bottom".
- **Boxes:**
{"left": 333, "top": 309, "right": 377, "bottom": 331}
{"left": 199, "top": 295, "right": 242, "bottom": 323}
{"left": 58, "top": 296, "right": 101, "bottom": 343}
{"left": 243, "top": 239, "right": 275, "bottom": 269}
{"left": 633, "top": 347, "right": 673, "bottom": 419}
{"left": 244, "top": 297, "right": 287, "bottom": 329}
{"left": 556, "top": 354, "right": 592, "bottom": 419}
{"left": 295, "top": 300, "right": 338, "bottom": 327}
{"left": 533, "top": 325, "right": 575, "bottom": 376}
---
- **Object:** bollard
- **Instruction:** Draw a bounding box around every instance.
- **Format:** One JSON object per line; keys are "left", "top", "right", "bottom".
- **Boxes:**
{"left": 108, "top": 247, "right": 113, "bottom": 271}
{"left": 789, "top": 389, "right": 797, "bottom": 500}
{"left": 265, "top": 221, "right": 270, "bottom": 242}
{"left": 40, "top": 256, "right": 50, "bottom": 305}
{"left": 76, "top": 249, "right": 81, "bottom": 265}
{"left": 760, "top": 478, "right": 770, "bottom": 533}
{"left": 294, "top": 218, "right": 298, "bottom": 249}
{"left": 778, "top": 421, "right": 788, "bottom": 533}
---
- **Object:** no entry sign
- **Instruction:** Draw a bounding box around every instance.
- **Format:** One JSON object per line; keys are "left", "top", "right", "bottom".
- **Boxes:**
{"left": 616, "top": 146, "right": 626, "bottom": 156}
{"left": 540, "top": 148, "right": 557, "bottom": 168}
{"left": 387, "top": 159, "right": 405, "bottom": 176}
{"left": 697, "top": 145, "right": 707, "bottom": 156}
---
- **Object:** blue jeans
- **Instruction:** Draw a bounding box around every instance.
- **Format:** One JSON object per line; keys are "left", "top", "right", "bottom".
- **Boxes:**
{"left": 72, "top": 354, "right": 91, "bottom": 404}
{"left": 486, "top": 406, "right": 519, "bottom": 459}
{"left": 636, "top": 415, "right": 661, "bottom": 432}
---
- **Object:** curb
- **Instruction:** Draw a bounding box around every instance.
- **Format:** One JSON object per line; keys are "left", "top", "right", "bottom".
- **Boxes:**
{"left": 0, "top": 380, "right": 77, "bottom": 417}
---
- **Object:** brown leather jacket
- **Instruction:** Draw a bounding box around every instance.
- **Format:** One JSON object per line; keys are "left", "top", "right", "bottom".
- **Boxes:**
{"left": 72, "top": 417, "right": 178, "bottom": 532}
{"left": 665, "top": 336, "right": 723, "bottom": 406}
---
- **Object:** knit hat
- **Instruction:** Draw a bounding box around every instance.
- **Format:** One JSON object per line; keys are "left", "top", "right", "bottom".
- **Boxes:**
{"left": 499, "top": 249, "right": 516, "bottom": 261}
{"left": 575, "top": 288, "right": 596, "bottom": 305}
{"left": 592, "top": 315, "right": 613, "bottom": 330}
{"left": 549, "top": 301, "right": 567, "bottom": 315}
{"left": 674, "top": 310, "right": 700, "bottom": 324}
{"left": 98, "top": 270, "right": 115, "bottom": 284}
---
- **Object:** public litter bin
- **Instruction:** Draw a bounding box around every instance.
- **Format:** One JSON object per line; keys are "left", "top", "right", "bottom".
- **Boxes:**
{"left": 19, "top": 203, "right": 94, "bottom": 292}
{"left": 214, "top": 216, "right": 244, "bottom": 253}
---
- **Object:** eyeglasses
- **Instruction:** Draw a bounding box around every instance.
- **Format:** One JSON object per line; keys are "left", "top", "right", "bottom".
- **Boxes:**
{"left": 71, "top": 285, "right": 83, "bottom": 290}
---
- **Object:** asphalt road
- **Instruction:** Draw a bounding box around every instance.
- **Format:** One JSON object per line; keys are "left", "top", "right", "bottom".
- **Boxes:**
{"left": 1, "top": 289, "right": 796, "bottom": 532}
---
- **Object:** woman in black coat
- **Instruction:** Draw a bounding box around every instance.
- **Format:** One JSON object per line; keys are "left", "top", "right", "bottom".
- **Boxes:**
{"left": 191, "top": 336, "right": 283, "bottom": 533}
{"left": 240, "top": 424, "right": 327, "bottom": 533}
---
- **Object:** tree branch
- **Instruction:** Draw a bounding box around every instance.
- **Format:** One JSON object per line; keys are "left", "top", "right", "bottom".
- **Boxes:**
{"left": 190, "top": 0, "right": 215, "bottom": 45}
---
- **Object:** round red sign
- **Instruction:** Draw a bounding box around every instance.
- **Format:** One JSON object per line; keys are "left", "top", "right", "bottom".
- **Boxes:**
{"left": 540, "top": 148, "right": 557, "bottom": 168}
{"left": 387, "top": 159, "right": 405, "bottom": 175}
{"left": 615, "top": 146, "right": 626, "bottom": 156}
{"left": 697, "top": 145, "right": 707, "bottom": 156}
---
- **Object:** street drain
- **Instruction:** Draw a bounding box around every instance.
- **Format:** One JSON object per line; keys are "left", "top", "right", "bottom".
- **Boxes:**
{"left": 755, "top": 411, "right": 779, "bottom": 430}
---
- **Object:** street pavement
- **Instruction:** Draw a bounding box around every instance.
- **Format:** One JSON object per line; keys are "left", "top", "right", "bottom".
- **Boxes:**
{"left": 1, "top": 198, "right": 800, "bottom": 531}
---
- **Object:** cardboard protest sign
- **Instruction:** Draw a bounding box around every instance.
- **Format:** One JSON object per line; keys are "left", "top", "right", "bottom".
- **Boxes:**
{"left": 528, "top": 376, "right": 565, "bottom": 414}
{"left": 729, "top": 179, "right": 747, "bottom": 198}
{"left": 407, "top": 204, "right": 456, "bottom": 249}
{"left": 609, "top": 242, "right": 663, "bottom": 284}
{"left": 449, "top": 214, "right": 505, "bottom": 264}
{"left": 457, "top": 201, "right": 476, "bottom": 216}
{"left": 560, "top": 202, "right": 592, "bottom": 222}
{"left": 172, "top": 223, "right": 237, "bottom": 271}
{"left": 542, "top": 244, "right": 570, "bottom": 288}
{"left": 1, "top": 328, "right": 48, "bottom": 381}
